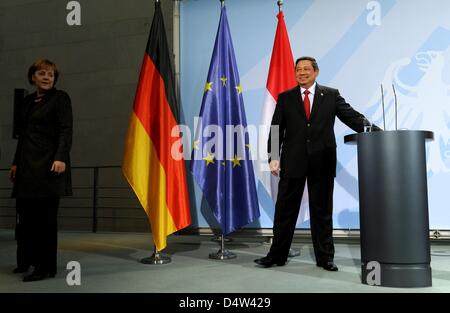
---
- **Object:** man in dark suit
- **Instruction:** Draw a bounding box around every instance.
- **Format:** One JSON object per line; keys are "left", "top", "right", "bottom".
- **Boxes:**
{"left": 254, "top": 56, "right": 380, "bottom": 271}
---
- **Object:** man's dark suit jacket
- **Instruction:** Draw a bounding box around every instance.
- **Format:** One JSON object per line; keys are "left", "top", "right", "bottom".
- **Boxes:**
{"left": 12, "top": 88, "right": 73, "bottom": 197}
{"left": 268, "top": 84, "right": 373, "bottom": 178}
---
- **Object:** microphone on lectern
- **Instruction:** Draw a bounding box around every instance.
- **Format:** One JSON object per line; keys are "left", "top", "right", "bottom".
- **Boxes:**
{"left": 392, "top": 84, "right": 398, "bottom": 130}
{"left": 381, "top": 84, "right": 386, "bottom": 131}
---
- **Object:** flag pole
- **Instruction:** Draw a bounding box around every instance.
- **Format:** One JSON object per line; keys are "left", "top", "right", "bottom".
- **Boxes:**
{"left": 212, "top": 234, "right": 232, "bottom": 243}
{"left": 277, "top": 0, "right": 283, "bottom": 12}
{"left": 209, "top": 233, "right": 236, "bottom": 260}
{"left": 273, "top": 0, "right": 301, "bottom": 259}
{"left": 140, "top": 242, "right": 171, "bottom": 265}
{"left": 214, "top": 1, "right": 232, "bottom": 252}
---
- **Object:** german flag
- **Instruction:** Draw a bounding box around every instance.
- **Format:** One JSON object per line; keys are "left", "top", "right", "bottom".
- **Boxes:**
{"left": 122, "top": 1, "right": 191, "bottom": 251}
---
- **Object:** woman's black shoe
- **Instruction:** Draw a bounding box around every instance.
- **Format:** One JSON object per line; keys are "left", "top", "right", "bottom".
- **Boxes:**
{"left": 23, "top": 271, "right": 54, "bottom": 282}
{"left": 12, "top": 266, "right": 30, "bottom": 274}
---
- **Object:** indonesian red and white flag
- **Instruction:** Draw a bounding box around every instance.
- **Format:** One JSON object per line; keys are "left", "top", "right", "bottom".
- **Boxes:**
{"left": 259, "top": 11, "right": 309, "bottom": 225}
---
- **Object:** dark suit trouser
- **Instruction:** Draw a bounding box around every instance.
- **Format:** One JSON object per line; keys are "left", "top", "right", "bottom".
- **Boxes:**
{"left": 16, "top": 197, "right": 60, "bottom": 274}
{"left": 269, "top": 175, "right": 335, "bottom": 264}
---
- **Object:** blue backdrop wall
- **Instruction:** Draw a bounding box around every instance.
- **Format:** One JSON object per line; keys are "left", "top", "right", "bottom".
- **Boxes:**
{"left": 180, "top": 0, "right": 450, "bottom": 230}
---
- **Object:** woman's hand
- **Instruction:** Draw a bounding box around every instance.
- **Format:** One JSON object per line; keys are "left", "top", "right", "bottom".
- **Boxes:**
{"left": 9, "top": 165, "right": 17, "bottom": 182}
{"left": 51, "top": 161, "right": 66, "bottom": 174}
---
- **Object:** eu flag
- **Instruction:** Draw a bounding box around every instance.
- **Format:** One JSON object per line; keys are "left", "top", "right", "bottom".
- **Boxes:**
{"left": 191, "top": 6, "right": 260, "bottom": 235}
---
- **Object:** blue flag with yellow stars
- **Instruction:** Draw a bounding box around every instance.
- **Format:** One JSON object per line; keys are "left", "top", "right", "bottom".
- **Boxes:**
{"left": 191, "top": 5, "right": 260, "bottom": 235}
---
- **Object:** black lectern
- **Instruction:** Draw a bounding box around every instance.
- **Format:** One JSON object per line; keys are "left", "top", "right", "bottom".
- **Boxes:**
{"left": 344, "top": 130, "right": 434, "bottom": 288}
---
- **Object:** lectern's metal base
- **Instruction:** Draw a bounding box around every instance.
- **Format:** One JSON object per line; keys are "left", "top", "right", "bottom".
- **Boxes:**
{"left": 361, "top": 262, "right": 432, "bottom": 288}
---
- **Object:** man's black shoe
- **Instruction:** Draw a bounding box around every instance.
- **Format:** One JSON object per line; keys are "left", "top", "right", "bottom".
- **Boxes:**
{"left": 316, "top": 261, "right": 338, "bottom": 271}
{"left": 254, "top": 256, "right": 286, "bottom": 268}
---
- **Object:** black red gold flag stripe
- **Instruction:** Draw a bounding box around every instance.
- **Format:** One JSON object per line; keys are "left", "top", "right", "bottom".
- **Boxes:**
{"left": 122, "top": 1, "right": 191, "bottom": 251}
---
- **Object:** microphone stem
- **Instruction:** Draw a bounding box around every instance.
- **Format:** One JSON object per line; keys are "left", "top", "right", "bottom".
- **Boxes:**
{"left": 381, "top": 84, "right": 386, "bottom": 131}
{"left": 392, "top": 84, "right": 398, "bottom": 130}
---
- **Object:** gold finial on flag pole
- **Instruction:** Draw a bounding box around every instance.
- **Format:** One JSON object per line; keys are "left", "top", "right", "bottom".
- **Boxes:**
{"left": 277, "top": 0, "right": 283, "bottom": 12}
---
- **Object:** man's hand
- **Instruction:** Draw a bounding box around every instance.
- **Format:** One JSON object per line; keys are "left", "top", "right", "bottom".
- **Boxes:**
{"left": 9, "top": 165, "right": 17, "bottom": 183}
{"left": 51, "top": 161, "right": 66, "bottom": 174}
{"left": 269, "top": 160, "right": 281, "bottom": 177}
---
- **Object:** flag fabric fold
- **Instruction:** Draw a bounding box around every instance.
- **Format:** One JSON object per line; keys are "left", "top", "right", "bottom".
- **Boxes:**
{"left": 122, "top": 1, "right": 191, "bottom": 251}
{"left": 191, "top": 6, "right": 260, "bottom": 235}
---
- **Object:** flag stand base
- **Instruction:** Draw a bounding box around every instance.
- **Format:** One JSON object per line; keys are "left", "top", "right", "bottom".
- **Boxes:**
{"left": 264, "top": 237, "right": 300, "bottom": 257}
{"left": 264, "top": 236, "right": 273, "bottom": 244}
{"left": 209, "top": 249, "right": 236, "bottom": 260}
{"left": 211, "top": 235, "right": 232, "bottom": 243}
{"left": 288, "top": 248, "right": 301, "bottom": 258}
{"left": 140, "top": 252, "right": 171, "bottom": 265}
{"left": 209, "top": 234, "right": 236, "bottom": 260}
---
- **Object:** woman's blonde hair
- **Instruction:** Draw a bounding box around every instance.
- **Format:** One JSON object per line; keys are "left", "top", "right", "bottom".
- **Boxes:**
{"left": 27, "top": 59, "right": 59, "bottom": 85}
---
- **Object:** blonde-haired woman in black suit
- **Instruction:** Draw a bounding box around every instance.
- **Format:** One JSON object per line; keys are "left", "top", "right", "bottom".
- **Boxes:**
{"left": 10, "top": 59, "right": 73, "bottom": 282}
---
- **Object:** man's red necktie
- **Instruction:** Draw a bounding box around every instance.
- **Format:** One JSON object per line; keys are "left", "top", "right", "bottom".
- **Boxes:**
{"left": 303, "top": 90, "right": 311, "bottom": 120}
